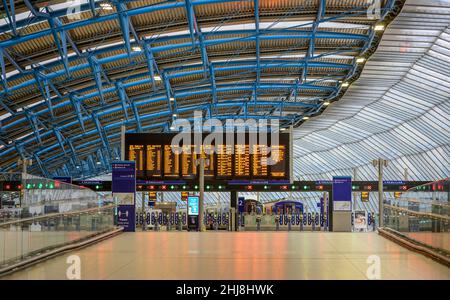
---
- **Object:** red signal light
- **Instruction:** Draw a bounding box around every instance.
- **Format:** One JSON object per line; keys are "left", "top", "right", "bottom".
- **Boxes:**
{"left": 5, "top": 184, "right": 11, "bottom": 190}
{"left": 161, "top": 185, "right": 167, "bottom": 190}
{"left": 148, "top": 185, "right": 155, "bottom": 190}
{"left": 247, "top": 185, "right": 253, "bottom": 190}
{"left": 280, "top": 185, "right": 288, "bottom": 190}
{"left": 316, "top": 185, "right": 324, "bottom": 190}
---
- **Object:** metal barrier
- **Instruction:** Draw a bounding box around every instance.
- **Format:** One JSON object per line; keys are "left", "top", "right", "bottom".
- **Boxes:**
{"left": 0, "top": 205, "right": 117, "bottom": 270}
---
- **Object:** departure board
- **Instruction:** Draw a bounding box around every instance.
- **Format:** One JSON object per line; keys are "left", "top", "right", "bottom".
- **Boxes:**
{"left": 270, "top": 145, "right": 287, "bottom": 178}
{"left": 125, "top": 133, "right": 291, "bottom": 182}
{"left": 217, "top": 144, "right": 232, "bottom": 178}
{"left": 203, "top": 145, "right": 215, "bottom": 177}
{"left": 181, "top": 145, "right": 197, "bottom": 179}
{"left": 146, "top": 145, "right": 162, "bottom": 177}
{"left": 234, "top": 144, "right": 250, "bottom": 177}
{"left": 164, "top": 145, "right": 180, "bottom": 178}
{"left": 252, "top": 144, "right": 268, "bottom": 177}
{"left": 129, "top": 145, "right": 144, "bottom": 172}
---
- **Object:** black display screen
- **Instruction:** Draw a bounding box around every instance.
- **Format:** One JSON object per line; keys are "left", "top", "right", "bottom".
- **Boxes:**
{"left": 125, "top": 133, "right": 291, "bottom": 182}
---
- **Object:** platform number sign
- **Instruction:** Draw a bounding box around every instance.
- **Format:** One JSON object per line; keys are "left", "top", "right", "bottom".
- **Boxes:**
{"left": 238, "top": 197, "right": 245, "bottom": 213}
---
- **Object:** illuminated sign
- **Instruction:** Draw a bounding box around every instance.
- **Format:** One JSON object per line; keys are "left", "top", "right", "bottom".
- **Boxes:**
{"left": 188, "top": 196, "right": 199, "bottom": 216}
{"left": 361, "top": 191, "right": 369, "bottom": 202}
{"left": 125, "top": 133, "right": 290, "bottom": 182}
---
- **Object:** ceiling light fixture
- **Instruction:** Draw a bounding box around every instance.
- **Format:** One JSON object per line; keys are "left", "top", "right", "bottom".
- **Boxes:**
{"left": 374, "top": 24, "right": 385, "bottom": 31}
{"left": 356, "top": 57, "right": 365, "bottom": 63}
{"left": 302, "top": 116, "right": 309, "bottom": 120}
{"left": 132, "top": 46, "right": 142, "bottom": 52}
{"left": 342, "top": 82, "right": 349, "bottom": 87}
{"left": 323, "top": 101, "right": 330, "bottom": 106}
{"left": 154, "top": 75, "right": 162, "bottom": 81}
{"left": 100, "top": 3, "right": 113, "bottom": 10}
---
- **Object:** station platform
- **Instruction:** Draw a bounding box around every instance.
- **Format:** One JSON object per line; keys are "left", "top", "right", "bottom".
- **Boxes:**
{"left": 2, "top": 232, "right": 449, "bottom": 280}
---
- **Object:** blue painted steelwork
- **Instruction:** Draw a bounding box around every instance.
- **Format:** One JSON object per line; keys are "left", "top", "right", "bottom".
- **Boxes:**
{"left": 0, "top": 0, "right": 397, "bottom": 178}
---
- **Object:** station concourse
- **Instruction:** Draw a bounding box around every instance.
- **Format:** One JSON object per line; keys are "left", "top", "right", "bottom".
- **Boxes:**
{"left": 0, "top": 0, "right": 449, "bottom": 282}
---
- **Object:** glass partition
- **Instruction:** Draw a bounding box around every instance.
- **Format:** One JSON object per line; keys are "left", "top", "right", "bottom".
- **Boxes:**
{"left": 383, "top": 178, "right": 449, "bottom": 252}
{"left": 0, "top": 173, "right": 118, "bottom": 271}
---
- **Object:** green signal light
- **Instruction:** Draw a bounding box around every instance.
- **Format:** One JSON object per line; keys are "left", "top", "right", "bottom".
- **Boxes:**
{"left": 218, "top": 185, "right": 223, "bottom": 190}
{"left": 182, "top": 185, "right": 187, "bottom": 190}
{"left": 170, "top": 185, "right": 175, "bottom": 190}
{"left": 291, "top": 185, "right": 296, "bottom": 190}
{"left": 95, "top": 185, "right": 100, "bottom": 190}
{"left": 206, "top": 185, "right": 211, "bottom": 190}
{"left": 194, "top": 185, "right": 199, "bottom": 189}
{"left": 303, "top": 185, "right": 308, "bottom": 190}
{"left": 26, "top": 184, "right": 31, "bottom": 189}
{"left": 264, "top": 185, "right": 269, "bottom": 190}
{"left": 38, "top": 183, "right": 43, "bottom": 189}
{"left": 49, "top": 183, "right": 54, "bottom": 189}
{"left": 352, "top": 185, "right": 357, "bottom": 190}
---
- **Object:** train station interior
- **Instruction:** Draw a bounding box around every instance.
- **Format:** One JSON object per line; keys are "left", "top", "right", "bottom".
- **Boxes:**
{"left": 0, "top": 0, "right": 449, "bottom": 281}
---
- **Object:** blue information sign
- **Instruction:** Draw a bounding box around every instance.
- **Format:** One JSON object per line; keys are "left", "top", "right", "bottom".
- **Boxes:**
{"left": 112, "top": 161, "right": 136, "bottom": 193}
{"left": 53, "top": 176, "right": 72, "bottom": 184}
{"left": 188, "top": 196, "right": 199, "bottom": 216}
{"left": 238, "top": 197, "right": 245, "bottom": 213}
{"left": 117, "top": 205, "right": 135, "bottom": 232}
{"left": 332, "top": 176, "right": 352, "bottom": 211}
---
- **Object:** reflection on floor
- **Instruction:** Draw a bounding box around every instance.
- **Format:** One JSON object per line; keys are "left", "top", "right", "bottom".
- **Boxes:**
{"left": 2, "top": 232, "right": 449, "bottom": 280}
{"left": 405, "top": 232, "right": 450, "bottom": 252}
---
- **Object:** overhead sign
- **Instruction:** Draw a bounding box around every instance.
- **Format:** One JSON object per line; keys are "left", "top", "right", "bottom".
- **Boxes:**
{"left": 125, "top": 133, "right": 291, "bottom": 182}
{"left": 361, "top": 191, "right": 369, "bottom": 202}
{"left": 181, "top": 191, "right": 189, "bottom": 201}
{"left": 53, "top": 176, "right": 72, "bottom": 184}
{"left": 112, "top": 161, "right": 136, "bottom": 193}
{"left": 188, "top": 196, "right": 199, "bottom": 216}
{"left": 332, "top": 176, "right": 352, "bottom": 211}
{"left": 394, "top": 192, "right": 402, "bottom": 199}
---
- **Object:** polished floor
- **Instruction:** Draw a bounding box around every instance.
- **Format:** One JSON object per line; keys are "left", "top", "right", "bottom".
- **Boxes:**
{"left": 406, "top": 232, "right": 450, "bottom": 251}
{"left": 2, "top": 232, "right": 449, "bottom": 280}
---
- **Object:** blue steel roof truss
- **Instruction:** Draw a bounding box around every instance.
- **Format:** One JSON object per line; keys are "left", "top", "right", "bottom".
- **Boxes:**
{"left": 0, "top": 0, "right": 398, "bottom": 178}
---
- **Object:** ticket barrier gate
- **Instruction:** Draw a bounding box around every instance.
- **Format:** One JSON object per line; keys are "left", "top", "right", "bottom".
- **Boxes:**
{"left": 135, "top": 211, "right": 231, "bottom": 231}
{"left": 243, "top": 213, "right": 328, "bottom": 231}
{"left": 136, "top": 211, "right": 188, "bottom": 231}
{"left": 203, "top": 211, "right": 230, "bottom": 231}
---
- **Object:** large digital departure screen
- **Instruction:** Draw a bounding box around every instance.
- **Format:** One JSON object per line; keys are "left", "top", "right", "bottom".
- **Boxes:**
{"left": 125, "top": 133, "right": 291, "bottom": 182}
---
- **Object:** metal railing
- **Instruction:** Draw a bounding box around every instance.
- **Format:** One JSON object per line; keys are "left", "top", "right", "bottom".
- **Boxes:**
{"left": 382, "top": 178, "right": 449, "bottom": 263}
{"left": 0, "top": 204, "right": 117, "bottom": 270}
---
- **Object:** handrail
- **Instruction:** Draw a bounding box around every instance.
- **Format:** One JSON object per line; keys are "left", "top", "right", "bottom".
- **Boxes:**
{"left": 378, "top": 227, "right": 450, "bottom": 267}
{"left": 0, "top": 204, "right": 117, "bottom": 227}
{"left": 384, "top": 204, "right": 450, "bottom": 222}
{"left": 16, "top": 196, "right": 103, "bottom": 208}
{"left": 386, "top": 197, "right": 450, "bottom": 208}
